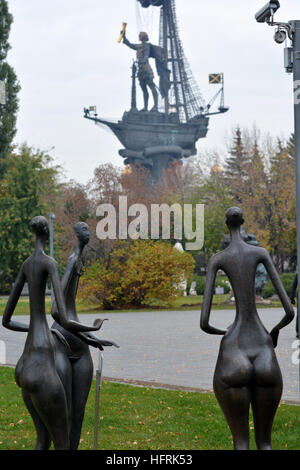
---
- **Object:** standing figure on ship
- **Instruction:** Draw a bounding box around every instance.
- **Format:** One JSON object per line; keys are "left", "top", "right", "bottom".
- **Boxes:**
{"left": 122, "top": 31, "right": 160, "bottom": 112}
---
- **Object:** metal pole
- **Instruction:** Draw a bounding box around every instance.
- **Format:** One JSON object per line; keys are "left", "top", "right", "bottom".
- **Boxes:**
{"left": 94, "top": 350, "right": 104, "bottom": 450}
{"left": 162, "top": 1, "right": 169, "bottom": 115}
{"left": 131, "top": 61, "right": 137, "bottom": 111}
{"left": 49, "top": 212, "right": 55, "bottom": 303}
{"left": 291, "top": 20, "right": 300, "bottom": 397}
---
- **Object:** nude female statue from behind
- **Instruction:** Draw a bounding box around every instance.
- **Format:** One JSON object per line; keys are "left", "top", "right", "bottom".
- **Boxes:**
{"left": 51, "top": 222, "right": 119, "bottom": 450}
{"left": 200, "top": 207, "right": 294, "bottom": 450}
{"left": 2, "top": 216, "right": 103, "bottom": 450}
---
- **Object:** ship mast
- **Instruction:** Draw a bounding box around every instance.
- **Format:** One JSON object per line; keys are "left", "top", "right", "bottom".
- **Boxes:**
{"left": 159, "top": 0, "right": 206, "bottom": 122}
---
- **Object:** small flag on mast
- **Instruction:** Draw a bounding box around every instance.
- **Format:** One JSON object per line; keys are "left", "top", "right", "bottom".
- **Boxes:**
{"left": 209, "top": 73, "right": 222, "bottom": 84}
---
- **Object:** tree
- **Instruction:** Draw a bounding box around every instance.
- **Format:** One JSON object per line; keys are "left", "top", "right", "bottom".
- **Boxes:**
{"left": 267, "top": 140, "right": 296, "bottom": 271}
{"left": 54, "top": 181, "right": 101, "bottom": 267}
{"left": 286, "top": 133, "right": 295, "bottom": 159}
{"left": 190, "top": 163, "right": 234, "bottom": 258}
{"left": 89, "top": 162, "right": 122, "bottom": 206}
{"left": 78, "top": 240, "right": 195, "bottom": 309}
{"left": 226, "top": 131, "right": 296, "bottom": 272}
{"left": 0, "top": 145, "right": 61, "bottom": 293}
{"left": 232, "top": 130, "right": 269, "bottom": 245}
{"left": 225, "top": 126, "right": 250, "bottom": 201}
{"left": 0, "top": 0, "right": 20, "bottom": 178}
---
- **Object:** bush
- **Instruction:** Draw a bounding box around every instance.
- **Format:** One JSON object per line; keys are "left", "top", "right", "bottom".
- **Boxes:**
{"left": 191, "top": 275, "right": 206, "bottom": 295}
{"left": 188, "top": 274, "right": 231, "bottom": 295}
{"left": 78, "top": 240, "right": 195, "bottom": 309}
{"left": 263, "top": 272, "right": 296, "bottom": 299}
{"left": 189, "top": 271, "right": 295, "bottom": 299}
{"left": 216, "top": 278, "right": 231, "bottom": 294}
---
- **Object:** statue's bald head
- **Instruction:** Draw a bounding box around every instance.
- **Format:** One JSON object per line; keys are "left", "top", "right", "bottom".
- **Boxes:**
{"left": 139, "top": 31, "right": 149, "bottom": 42}
{"left": 74, "top": 221, "right": 90, "bottom": 245}
{"left": 225, "top": 207, "right": 244, "bottom": 229}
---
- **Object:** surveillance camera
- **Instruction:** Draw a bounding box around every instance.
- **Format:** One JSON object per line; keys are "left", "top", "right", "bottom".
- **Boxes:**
{"left": 255, "top": 1, "right": 280, "bottom": 23}
{"left": 274, "top": 28, "right": 286, "bottom": 44}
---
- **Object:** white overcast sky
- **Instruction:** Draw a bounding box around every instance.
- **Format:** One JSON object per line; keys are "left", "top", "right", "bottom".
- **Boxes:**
{"left": 6, "top": 0, "right": 300, "bottom": 183}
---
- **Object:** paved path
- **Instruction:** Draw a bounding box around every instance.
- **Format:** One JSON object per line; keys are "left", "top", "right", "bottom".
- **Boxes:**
{"left": 0, "top": 309, "right": 299, "bottom": 402}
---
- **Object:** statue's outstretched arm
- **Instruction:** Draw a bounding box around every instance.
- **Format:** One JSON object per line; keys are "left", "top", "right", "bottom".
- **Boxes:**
{"left": 50, "top": 261, "right": 103, "bottom": 333}
{"left": 200, "top": 257, "right": 226, "bottom": 335}
{"left": 76, "top": 331, "right": 120, "bottom": 350}
{"left": 123, "top": 35, "right": 137, "bottom": 51}
{"left": 262, "top": 250, "right": 294, "bottom": 346}
{"left": 2, "top": 265, "right": 29, "bottom": 332}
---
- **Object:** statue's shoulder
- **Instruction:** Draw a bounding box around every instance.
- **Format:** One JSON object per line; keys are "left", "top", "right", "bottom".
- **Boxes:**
{"left": 208, "top": 251, "right": 223, "bottom": 268}
{"left": 256, "top": 246, "right": 270, "bottom": 259}
{"left": 41, "top": 253, "right": 58, "bottom": 271}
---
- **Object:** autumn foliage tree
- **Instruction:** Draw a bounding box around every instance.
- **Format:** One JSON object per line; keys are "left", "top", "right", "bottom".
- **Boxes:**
{"left": 86, "top": 127, "right": 296, "bottom": 277}
{"left": 223, "top": 128, "right": 296, "bottom": 271}
{"left": 78, "top": 240, "right": 195, "bottom": 309}
{"left": 53, "top": 181, "right": 100, "bottom": 267}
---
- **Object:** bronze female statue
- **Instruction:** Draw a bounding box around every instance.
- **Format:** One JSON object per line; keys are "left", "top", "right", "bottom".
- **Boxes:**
{"left": 2, "top": 216, "right": 103, "bottom": 450}
{"left": 200, "top": 207, "right": 294, "bottom": 450}
{"left": 51, "top": 222, "right": 118, "bottom": 450}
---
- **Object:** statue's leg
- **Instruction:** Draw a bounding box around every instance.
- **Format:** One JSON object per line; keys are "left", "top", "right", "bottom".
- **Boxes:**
{"left": 54, "top": 342, "right": 73, "bottom": 435}
{"left": 149, "top": 81, "right": 158, "bottom": 111}
{"left": 69, "top": 352, "right": 93, "bottom": 450}
{"left": 22, "top": 390, "right": 51, "bottom": 450}
{"left": 251, "top": 352, "right": 283, "bottom": 450}
{"left": 28, "top": 372, "right": 70, "bottom": 450}
{"left": 139, "top": 79, "right": 149, "bottom": 111}
{"left": 214, "top": 375, "right": 251, "bottom": 450}
{"left": 213, "top": 352, "right": 252, "bottom": 450}
{"left": 251, "top": 385, "right": 282, "bottom": 450}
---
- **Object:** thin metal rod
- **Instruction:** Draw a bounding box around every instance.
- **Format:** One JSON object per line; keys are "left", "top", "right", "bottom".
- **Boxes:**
{"left": 94, "top": 350, "right": 104, "bottom": 450}
{"left": 49, "top": 213, "right": 55, "bottom": 303}
{"left": 162, "top": 3, "right": 169, "bottom": 114}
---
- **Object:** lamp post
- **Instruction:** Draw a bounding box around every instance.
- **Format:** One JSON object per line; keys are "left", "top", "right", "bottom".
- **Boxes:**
{"left": 255, "top": 2, "right": 300, "bottom": 397}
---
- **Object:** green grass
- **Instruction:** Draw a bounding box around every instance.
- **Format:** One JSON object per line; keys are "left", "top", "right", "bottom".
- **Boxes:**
{"left": 0, "top": 295, "right": 281, "bottom": 316}
{"left": 0, "top": 367, "right": 299, "bottom": 450}
{"left": 0, "top": 297, "right": 109, "bottom": 316}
